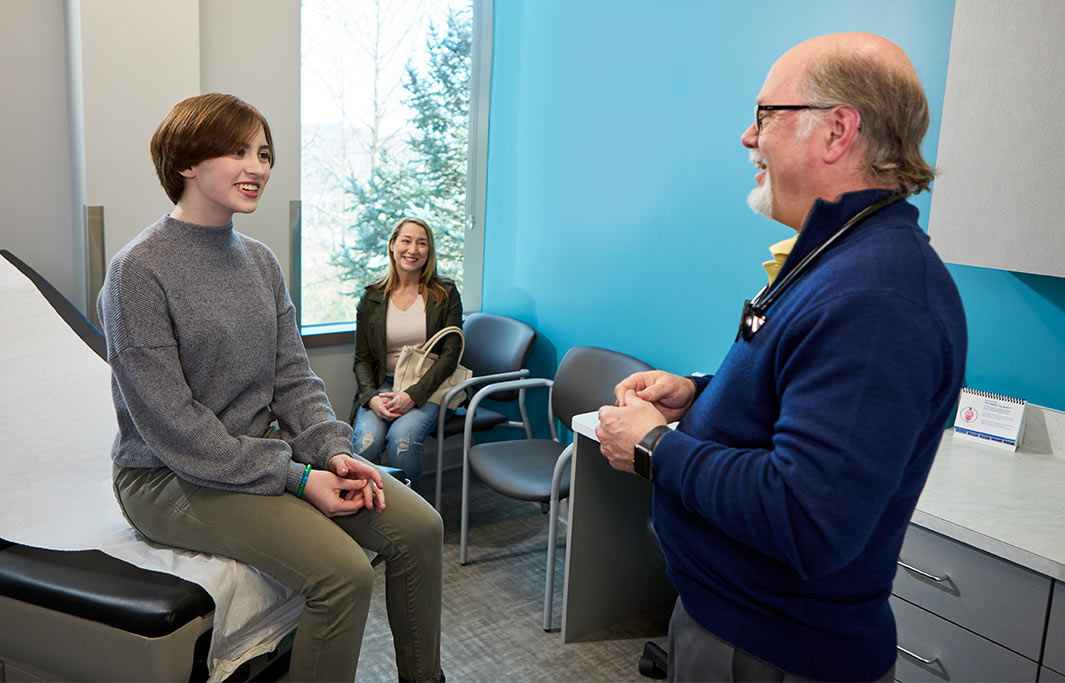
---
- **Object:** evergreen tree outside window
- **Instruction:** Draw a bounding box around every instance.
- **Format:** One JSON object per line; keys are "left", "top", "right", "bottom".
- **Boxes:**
{"left": 300, "top": 0, "right": 479, "bottom": 327}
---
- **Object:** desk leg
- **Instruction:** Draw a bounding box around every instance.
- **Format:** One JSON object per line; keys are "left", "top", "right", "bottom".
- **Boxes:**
{"left": 560, "top": 433, "right": 676, "bottom": 642}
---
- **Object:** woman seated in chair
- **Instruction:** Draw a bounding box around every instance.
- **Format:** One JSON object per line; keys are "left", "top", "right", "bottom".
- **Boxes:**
{"left": 100, "top": 93, "right": 443, "bottom": 682}
{"left": 350, "top": 217, "right": 463, "bottom": 492}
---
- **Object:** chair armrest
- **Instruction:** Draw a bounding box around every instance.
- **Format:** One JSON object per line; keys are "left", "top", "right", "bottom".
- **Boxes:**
{"left": 463, "top": 378, "right": 554, "bottom": 445}
{"left": 460, "top": 369, "right": 531, "bottom": 391}
{"left": 432, "top": 370, "right": 537, "bottom": 513}
{"left": 468, "top": 377, "right": 552, "bottom": 404}
{"left": 436, "top": 369, "right": 532, "bottom": 425}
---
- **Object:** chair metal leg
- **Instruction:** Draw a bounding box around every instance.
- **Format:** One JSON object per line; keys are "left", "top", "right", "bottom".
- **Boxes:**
{"left": 543, "top": 443, "right": 573, "bottom": 631}
{"left": 459, "top": 448, "right": 471, "bottom": 565}
{"left": 519, "top": 388, "right": 532, "bottom": 438}
{"left": 435, "top": 370, "right": 531, "bottom": 513}
{"left": 460, "top": 378, "right": 553, "bottom": 567}
{"left": 434, "top": 404, "right": 447, "bottom": 512}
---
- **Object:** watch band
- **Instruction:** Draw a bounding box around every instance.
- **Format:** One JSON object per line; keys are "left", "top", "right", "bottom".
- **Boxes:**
{"left": 633, "top": 424, "right": 671, "bottom": 482}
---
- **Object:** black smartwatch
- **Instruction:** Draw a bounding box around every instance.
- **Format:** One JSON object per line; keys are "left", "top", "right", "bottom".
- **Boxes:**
{"left": 633, "top": 425, "right": 671, "bottom": 482}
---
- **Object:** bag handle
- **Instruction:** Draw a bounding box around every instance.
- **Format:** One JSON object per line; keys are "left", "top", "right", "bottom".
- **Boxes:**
{"left": 415, "top": 325, "right": 466, "bottom": 374}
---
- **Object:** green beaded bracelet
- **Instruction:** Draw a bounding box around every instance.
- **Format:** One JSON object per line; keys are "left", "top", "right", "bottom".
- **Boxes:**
{"left": 296, "top": 463, "right": 312, "bottom": 498}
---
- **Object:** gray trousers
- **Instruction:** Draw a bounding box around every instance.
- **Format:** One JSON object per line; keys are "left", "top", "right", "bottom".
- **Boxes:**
{"left": 668, "top": 599, "right": 895, "bottom": 682}
{"left": 114, "top": 464, "right": 443, "bottom": 682}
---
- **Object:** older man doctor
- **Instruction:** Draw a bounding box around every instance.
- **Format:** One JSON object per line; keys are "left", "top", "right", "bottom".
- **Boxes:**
{"left": 596, "top": 33, "right": 967, "bottom": 682}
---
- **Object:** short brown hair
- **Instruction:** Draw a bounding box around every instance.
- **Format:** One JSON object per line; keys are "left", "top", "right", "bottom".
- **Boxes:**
{"left": 150, "top": 93, "right": 275, "bottom": 204}
{"left": 802, "top": 52, "right": 935, "bottom": 194}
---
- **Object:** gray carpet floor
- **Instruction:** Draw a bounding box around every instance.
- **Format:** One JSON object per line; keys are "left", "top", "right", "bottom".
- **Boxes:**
{"left": 352, "top": 470, "right": 672, "bottom": 682}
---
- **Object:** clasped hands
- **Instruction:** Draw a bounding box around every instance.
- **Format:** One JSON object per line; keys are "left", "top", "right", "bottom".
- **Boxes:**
{"left": 302, "top": 454, "right": 387, "bottom": 517}
{"left": 595, "top": 370, "right": 695, "bottom": 474}
{"left": 369, "top": 390, "right": 415, "bottom": 420}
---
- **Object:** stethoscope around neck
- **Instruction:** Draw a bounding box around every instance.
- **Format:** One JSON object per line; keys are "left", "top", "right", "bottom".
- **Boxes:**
{"left": 735, "top": 192, "right": 907, "bottom": 343}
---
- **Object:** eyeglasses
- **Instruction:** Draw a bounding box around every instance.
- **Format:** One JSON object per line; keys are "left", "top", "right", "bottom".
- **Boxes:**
{"left": 755, "top": 104, "right": 832, "bottom": 133}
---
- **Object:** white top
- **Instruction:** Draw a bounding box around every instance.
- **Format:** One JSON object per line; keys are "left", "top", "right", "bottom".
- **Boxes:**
{"left": 385, "top": 294, "right": 426, "bottom": 374}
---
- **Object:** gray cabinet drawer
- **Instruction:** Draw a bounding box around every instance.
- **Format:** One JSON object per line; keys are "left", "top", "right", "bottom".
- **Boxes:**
{"left": 1046, "top": 581, "right": 1065, "bottom": 674}
{"left": 1041, "top": 667, "right": 1065, "bottom": 682}
{"left": 894, "top": 524, "right": 1051, "bottom": 659}
{"left": 892, "top": 596, "right": 1037, "bottom": 682}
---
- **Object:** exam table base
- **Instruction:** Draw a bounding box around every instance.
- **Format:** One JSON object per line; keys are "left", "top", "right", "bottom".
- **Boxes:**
{"left": 0, "top": 595, "right": 293, "bottom": 682}
{"left": 0, "top": 593, "right": 212, "bottom": 682}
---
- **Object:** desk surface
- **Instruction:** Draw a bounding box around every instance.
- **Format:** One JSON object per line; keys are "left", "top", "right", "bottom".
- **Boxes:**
{"left": 914, "top": 427, "right": 1065, "bottom": 581}
{"left": 572, "top": 410, "right": 1065, "bottom": 582}
{"left": 571, "top": 412, "right": 600, "bottom": 443}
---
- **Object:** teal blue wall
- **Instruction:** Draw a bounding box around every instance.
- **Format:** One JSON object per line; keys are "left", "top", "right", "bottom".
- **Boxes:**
{"left": 948, "top": 266, "right": 1065, "bottom": 409}
{"left": 481, "top": 0, "right": 1065, "bottom": 412}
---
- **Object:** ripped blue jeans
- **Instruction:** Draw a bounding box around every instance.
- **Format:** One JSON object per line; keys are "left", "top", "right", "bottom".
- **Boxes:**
{"left": 351, "top": 378, "right": 444, "bottom": 492}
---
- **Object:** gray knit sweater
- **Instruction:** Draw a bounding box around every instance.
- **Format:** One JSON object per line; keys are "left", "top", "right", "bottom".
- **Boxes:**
{"left": 98, "top": 214, "right": 353, "bottom": 495}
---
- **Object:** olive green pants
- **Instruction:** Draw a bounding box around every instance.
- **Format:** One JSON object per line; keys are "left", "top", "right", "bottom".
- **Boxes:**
{"left": 114, "top": 464, "right": 442, "bottom": 682}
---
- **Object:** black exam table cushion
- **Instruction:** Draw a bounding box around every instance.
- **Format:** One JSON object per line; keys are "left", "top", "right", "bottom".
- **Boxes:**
{"left": 0, "top": 545, "right": 213, "bottom": 638}
{"left": 0, "top": 250, "right": 213, "bottom": 638}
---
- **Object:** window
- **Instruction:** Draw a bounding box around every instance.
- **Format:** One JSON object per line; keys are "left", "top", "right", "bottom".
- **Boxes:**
{"left": 299, "top": 0, "right": 490, "bottom": 330}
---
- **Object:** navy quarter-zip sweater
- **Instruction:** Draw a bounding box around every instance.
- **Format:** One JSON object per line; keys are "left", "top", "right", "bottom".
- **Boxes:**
{"left": 652, "top": 189, "right": 967, "bottom": 681}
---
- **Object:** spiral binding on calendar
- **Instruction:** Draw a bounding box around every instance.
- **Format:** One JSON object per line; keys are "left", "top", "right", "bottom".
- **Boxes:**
{"left": 960, "top": 387, "right": 1026, "bottom": 404}
{"left": 954, "top": 387, "right": 1028, "bottom": 451}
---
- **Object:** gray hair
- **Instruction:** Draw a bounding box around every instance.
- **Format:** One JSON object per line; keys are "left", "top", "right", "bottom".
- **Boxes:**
{"left": 800, "top": 51, "right": 935, "bottom": 194}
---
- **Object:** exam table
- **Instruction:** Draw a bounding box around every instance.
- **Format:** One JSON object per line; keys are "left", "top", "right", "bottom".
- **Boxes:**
{"left": 0, "top": 249, "right": 292, "bottom": 682}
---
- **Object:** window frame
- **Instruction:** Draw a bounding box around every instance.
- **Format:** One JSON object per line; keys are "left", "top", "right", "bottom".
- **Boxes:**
{"left": 298, "top": 0, "right": 493, "bottom": 345}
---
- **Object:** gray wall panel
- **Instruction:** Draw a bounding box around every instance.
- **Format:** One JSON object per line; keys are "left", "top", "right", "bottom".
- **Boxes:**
{"left": 929, "top": 0, "right": 1065, "bottom": 277}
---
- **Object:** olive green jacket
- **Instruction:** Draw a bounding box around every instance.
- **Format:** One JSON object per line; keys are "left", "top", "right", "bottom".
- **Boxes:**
{"left": 350, "top": 279, "right": 463, "bottom": 422}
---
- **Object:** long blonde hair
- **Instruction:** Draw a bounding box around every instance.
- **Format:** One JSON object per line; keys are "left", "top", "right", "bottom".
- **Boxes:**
{"left": 372, "top": 217, "right": 448, "bottom": 305}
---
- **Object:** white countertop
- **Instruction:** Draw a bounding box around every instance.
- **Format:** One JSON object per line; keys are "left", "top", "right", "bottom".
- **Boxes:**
{"left": 571, "top": 409, "right": 1065, "bottom": 582}
{"left": 572, "top": 412, "right": 600, "bottom": 442}
{"left": 914, "top": 425, "right": 1065, "bottom": 582}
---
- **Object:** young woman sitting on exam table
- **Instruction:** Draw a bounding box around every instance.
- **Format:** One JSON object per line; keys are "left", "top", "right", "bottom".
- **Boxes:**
{"left": 349, "top": 217, "right": 463, "bottom": 492}
{"left": 99, "top": 93, "right": 444, "bottom": 682}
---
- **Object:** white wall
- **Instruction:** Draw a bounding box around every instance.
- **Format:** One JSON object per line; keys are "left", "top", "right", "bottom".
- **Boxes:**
{"left": 77, "top": 0, "right": 300, "bottom": 291}
{"left": 307, "top": 345, "right": 357, "bottom": 422}
{"left": 929, "top": 0, "right": 1065, "bottom": 277}
{"left": 77, "top": 0, "right": 200, "bottom": 273}
{"left": 198, "top": 0, "right": 300, "bottom": 285}
{"left": 0, "top": 0, "right": 79, "bottom": 305}
{"left": 0, "top": 0, "right": 300, "bottom": 313}
{"left": 0, "top": 0, "right": 358, "bottom": 406}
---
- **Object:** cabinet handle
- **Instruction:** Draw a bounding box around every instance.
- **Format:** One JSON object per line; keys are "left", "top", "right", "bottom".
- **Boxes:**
{"left": 897, "top": 645, "right": 940, "bottom": 666}
{"left": 897, "top": 560, "right": 950, "bottom": 583}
